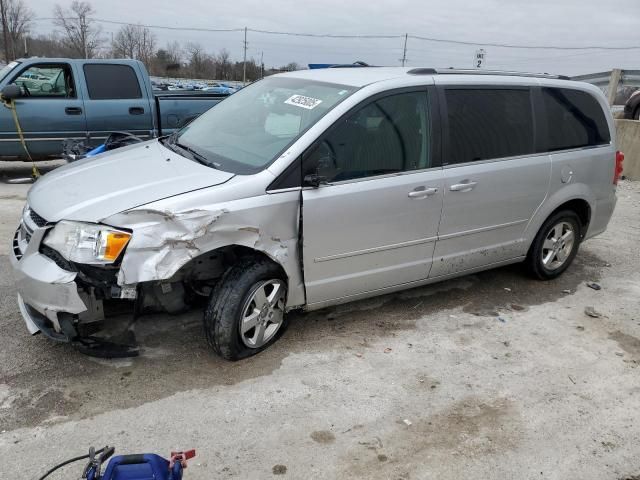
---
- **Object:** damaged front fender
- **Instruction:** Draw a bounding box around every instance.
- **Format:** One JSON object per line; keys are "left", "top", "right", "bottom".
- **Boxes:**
{"left": 103, "top": 190, "right": 305, "bottom": 307}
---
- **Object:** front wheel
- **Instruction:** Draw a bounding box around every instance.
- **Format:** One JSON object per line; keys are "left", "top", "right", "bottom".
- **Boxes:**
{"left": 204, "top": 257, "right": 288, "bottom": 360}
{"left": 526, "top": 210, "right": 582, "bottom": 280}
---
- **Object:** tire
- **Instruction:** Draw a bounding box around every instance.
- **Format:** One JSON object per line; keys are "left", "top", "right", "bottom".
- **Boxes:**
{"left": 634, "top": 107, "right": 640, "bottom": 121}
{"left": 204, "top": 256, "right": 288, "bottom": 360}
{"left": 526, "top": 210, "right": 582, "bottom": 280}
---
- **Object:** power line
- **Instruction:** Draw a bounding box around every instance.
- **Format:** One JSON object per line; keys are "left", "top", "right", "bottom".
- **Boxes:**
{"left": 32, "top": 17, "right": 640, "bottom": 51}
{"left": 35, "top": 17, "right": 244, "bottom": 33}
{"left": 247, "top": 28, "right": 401, "bottom": 40}
{"left": 409, "top": 34, "right": 640, "bottom": 51}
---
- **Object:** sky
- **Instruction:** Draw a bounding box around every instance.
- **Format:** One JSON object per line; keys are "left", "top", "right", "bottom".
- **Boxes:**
{"left": 31, "top": 0, "right": 640, "bottom": 75}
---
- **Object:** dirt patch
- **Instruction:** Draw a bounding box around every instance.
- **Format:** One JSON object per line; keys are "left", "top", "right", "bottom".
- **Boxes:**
{"left": 310, "top": 430, "right": 336, "bottom": 444}
{"left": 609, "top": 331, "right": 640, "bottom": 359}
{"left": 0, "top": 194, "right": 26, "bottom": 200}
{"left": 341, "top": 396, "right": 519, "bottom": 478}
{"left": 6, "top": 387, "right": 81, "bottom": 428}
{"left": 460, "top": 251, "right": 604, "bottom": 316}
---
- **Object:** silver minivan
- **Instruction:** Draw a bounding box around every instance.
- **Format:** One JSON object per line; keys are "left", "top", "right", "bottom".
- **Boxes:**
{"left": 10, "top": 67, "right": 622, "bottom": 360}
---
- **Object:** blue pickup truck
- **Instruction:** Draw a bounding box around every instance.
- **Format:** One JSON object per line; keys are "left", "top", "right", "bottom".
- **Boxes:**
{"left": 0, "top": 58, "right": 226, "bottom": 160}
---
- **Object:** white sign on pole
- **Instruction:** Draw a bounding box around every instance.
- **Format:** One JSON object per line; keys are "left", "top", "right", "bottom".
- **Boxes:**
{"left": 475, "top": 48, "right": 486, "bottom": 69}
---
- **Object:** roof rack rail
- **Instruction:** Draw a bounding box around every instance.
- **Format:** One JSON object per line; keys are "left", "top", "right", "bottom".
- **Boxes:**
{"left": 407, "top": 67, "right": 570, "bottom": 80}
{"left": 406, "top": 68, "right": 437, "bottom": 75}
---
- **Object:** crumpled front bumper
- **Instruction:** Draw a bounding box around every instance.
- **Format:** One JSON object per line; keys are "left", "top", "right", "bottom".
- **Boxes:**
{"left": 10, "top": 225, "right": 87, "bottom": 339}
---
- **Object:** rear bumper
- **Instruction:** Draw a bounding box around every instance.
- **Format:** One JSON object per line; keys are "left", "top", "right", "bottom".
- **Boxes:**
{"left": 586, "top": 193, "right": 617, "bottom": 240}
{"left": 10, "top": 227, "right": 87, "bottom": 338}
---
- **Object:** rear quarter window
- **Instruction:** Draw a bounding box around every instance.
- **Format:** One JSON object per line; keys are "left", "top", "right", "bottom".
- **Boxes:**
{"left": 539, "top": 87, "right": 610, "bottom": 152}
{"left": 83, "top": 64, "right": 142, "bottom": 100}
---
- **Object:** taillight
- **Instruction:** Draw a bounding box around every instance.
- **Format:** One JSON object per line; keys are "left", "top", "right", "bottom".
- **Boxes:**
{"left": 614, "top": 151, "right": 624, "bottom": 185}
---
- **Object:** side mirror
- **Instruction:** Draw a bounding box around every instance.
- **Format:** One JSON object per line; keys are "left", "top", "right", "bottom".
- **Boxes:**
{"left": 1, "top": 84, "right": 21, "bottom": 101}
{"left": 303, "top": 173, "right": 327, "bottom": 188}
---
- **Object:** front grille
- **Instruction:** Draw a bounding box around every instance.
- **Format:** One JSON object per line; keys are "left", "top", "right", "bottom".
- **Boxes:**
{"left": 29, "top": 209, "right": 48, "bottom": 227}
{"left": 40, "top": 245, "right": 75, "bottom": 271}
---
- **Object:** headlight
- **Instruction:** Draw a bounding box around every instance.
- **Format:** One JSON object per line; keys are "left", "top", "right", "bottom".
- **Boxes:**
{"left": 43, "top": 221, "right": 131, "bottom": 265}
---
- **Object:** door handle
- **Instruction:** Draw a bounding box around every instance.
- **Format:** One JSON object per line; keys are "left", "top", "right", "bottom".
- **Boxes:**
{"left": 408, "top": 187, "right": 438, "bottom": 198}
{"left": 450, "top": 181, "right": 477, "bottom": 192}
{"left": 129, "top": 107, "right": 145, "bottom": 115}
{"left": 65, "top": 107, "right": 82, "bottom": 115}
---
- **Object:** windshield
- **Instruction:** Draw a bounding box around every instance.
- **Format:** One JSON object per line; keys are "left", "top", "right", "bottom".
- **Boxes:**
{"left": 171, "top": 76, "right": 357, "bottom": 174}
{"left": 0, "top": 61, "right": 19, "bottom": 82}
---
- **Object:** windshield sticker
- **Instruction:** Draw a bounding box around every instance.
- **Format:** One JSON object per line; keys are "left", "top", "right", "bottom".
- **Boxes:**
{"left": 285, "top": 94, "right": 323, "bottom": 110}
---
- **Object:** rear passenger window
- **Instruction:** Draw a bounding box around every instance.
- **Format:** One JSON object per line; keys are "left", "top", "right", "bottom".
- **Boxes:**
{"left": 540, "top": 88, "right": 610, "bottom": 151}
{"left": 445, "top": 89, "right": 534, "bottom": 164}
{"left": 83, "top": 64, "right": 142, "bottom": 100}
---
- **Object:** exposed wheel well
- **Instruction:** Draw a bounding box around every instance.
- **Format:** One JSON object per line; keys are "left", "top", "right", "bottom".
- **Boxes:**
{"left": 221, "top": 245, "right": 288, "bottom": 278}
{"left": 137, "top": 246, "right": 288, "bottom": 315}
{"left": 173, "top": 245, "right": 288, "bottom": 287}
{"left": 549, "top": 199, "right": 591, "bottom": 237}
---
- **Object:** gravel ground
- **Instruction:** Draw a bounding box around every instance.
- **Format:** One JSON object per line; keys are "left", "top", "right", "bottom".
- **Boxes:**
{"left": 0, "top": 161, "right": 639, "bottom": 479}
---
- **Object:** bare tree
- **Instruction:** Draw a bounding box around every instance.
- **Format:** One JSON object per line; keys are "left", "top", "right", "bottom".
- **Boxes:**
{"left": 28, "top": 32, "right": 66, "bottom": 57}
{"left": 150, "top": 41, "right": 182, "bottom": 76}
{"left": 112, "top": 24, "right": 156, "bottom": 66}
{"left": 53, "top": 1, "right": 102, "bottom": 58}
{"left": 165, "top": 41, "right": 182, "bottom": 65}
{"left": 216, "top": 48, "right": 232, "bottom": 80}
{"left": 0, "top": 0, "right": 10, "bottom": 63}
{"left": 185, "top": 42, "right": 214, "bottom": 78}
{"left": 5, "top": 0, "right": 33, "bottom": 58}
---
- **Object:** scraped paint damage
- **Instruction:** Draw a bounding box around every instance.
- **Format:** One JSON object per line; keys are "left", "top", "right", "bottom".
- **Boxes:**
{"left": 106, "top": 206, "right": 304, "bottom": 307}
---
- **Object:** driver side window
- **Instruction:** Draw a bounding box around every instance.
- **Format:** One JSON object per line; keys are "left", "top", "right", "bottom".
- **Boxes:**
{"left": 303, "top": 90, "right": 430, "bottom": 183}
{"left": 11, "top": 64, "right": 76, "bottom": 98}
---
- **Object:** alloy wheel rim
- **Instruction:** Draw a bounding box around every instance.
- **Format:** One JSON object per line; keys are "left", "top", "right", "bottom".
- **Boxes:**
{"left": 541, "top": 221, "right": 575, "bottom": 271}
{"left": 239, "top": 279, "right": 286, "bottom": 349}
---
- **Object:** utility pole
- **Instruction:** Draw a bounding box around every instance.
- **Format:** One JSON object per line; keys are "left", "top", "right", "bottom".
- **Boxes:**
{"left": 0, "top": 0, "right": 10, "bottom": 63}
{"left": 23, "top": 37, "right": 27, "bottom": 57}
{"left": 260, "top": 50, "right": 264, "bottom": 79}
{"left": 400, "top": 33, "right": 408, "bottom": 67}
{"left": 242, "top": 26, "right": 248, "bottom": 85}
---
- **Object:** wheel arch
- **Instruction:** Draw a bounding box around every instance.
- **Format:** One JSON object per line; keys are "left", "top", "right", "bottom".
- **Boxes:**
{"left": 174, "top": 244, "right": 289, "bottom": 283}
{"left": 548, "top": 199, "right": 591, "bottom": 236}
{"left": 524, "top": 186, "right": 595, "bottom": 249}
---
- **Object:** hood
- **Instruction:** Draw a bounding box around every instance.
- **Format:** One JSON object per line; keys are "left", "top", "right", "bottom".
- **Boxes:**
{"left": 28, "top": 140, "right": 235, "bottom": 223}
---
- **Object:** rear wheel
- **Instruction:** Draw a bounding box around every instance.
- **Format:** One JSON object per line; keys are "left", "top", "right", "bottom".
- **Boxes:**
{"left": 526, "top": 210, "right": 582, "bottom": 280}
{"left": 204, "top": 256, "right": 288, "bottom": 360}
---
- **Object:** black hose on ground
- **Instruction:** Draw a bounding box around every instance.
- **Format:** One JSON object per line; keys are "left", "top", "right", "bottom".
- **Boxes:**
{"left": 37, "top": 446, "right": 106, "bottom": 480}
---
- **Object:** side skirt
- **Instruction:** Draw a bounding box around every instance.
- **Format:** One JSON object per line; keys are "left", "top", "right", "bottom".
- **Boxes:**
{"left": 302, "top": 256, "right": 526, "bottom": 312}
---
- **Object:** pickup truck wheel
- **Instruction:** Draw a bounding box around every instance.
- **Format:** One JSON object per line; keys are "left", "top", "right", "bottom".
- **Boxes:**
{"left": 526, "top": 210, "right": 582, "bottom": 280}
{"left": 204, "top": 257, "right": 288, "bottom": 360}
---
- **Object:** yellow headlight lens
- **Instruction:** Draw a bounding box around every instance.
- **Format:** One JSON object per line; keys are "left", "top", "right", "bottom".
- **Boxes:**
{"left": 99, "top": 231, "right": 131, "bottom": 262}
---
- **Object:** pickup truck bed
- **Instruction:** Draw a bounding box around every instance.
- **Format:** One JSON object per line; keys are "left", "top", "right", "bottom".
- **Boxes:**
{"left": 0, "top": 58, "right": 226, "bottom": 160}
